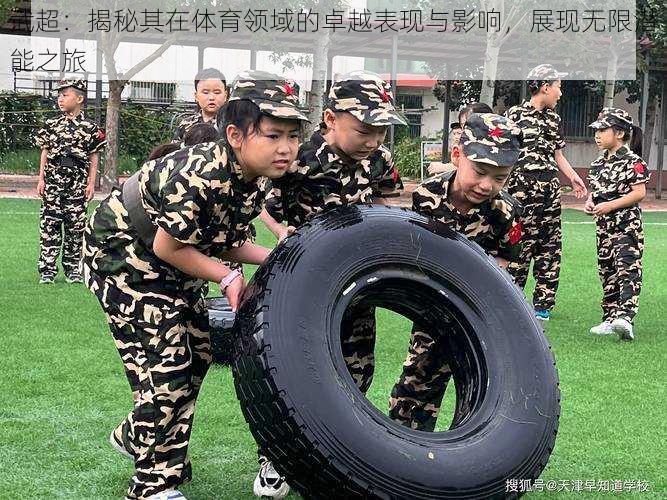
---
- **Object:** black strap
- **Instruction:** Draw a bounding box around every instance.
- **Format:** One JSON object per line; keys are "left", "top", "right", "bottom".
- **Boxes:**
{"left": 122, "top": 171, "right": 158, "bottom": 249}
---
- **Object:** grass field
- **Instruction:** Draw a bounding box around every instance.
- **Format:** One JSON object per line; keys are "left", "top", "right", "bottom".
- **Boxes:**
{"left": 0, "top": 198, "right": 665, "bottom": 499}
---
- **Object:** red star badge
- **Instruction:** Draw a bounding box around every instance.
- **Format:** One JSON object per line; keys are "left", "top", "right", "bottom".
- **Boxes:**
{"left": 283, "top": 83, "right": 294, "bottom": 95}
{"left": 380, "top": 89, "right": 390, "bottom": 103}
{"left": 97, "top": 129, "right": 106, "bottom": 140}
{"left": 489, "top": 127, "right": 504, "bottom": 138}
{"left": 508, "top": 222, "right": 523, "bottom": 245}
{"left": 633, "top": 162, "right": 645, "bottom": 174}
{"left": 391, "top": 167, "right": 399, "bottom": 183}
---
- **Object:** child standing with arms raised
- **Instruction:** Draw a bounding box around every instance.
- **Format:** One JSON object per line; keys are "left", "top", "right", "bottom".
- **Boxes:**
{"left": 586, "top": 108, "right": 648, "bottom": 341}
{"left": 505, "top": 64, "right": 587, "bottom": 321}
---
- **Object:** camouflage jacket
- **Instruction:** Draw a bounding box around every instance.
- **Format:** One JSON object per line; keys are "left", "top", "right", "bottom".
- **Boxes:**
{"left": 265, "top": 129, "right": 403, "bottom": 226}
{"left": 84, "top": 140, "right": 267, "bottom": 296}
{"left": 172, "top": 111, "right": 220, "bottom": 143}
{"left": 35, "top": 112, "right": 106, "bottom": 180}
{"left": 412, "top": 170, "right": 524, "bottom": 262}
{"left": 589, "top": 145, "right": 650, "bottom": 206}
{"left": 505, "top": 100, "right": 565, "bottom": 173}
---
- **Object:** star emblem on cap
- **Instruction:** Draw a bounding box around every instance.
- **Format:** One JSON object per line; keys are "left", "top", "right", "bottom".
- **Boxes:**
{"left": 489, "top": 127, "right": 504, "bottom": 138}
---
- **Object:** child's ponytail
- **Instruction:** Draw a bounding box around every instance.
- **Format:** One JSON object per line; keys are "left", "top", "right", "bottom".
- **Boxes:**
{"left": 630, "top": 125, "right": 643, "bottom": 156}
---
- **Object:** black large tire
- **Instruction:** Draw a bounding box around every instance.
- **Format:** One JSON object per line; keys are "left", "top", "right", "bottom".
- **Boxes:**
{"left": 232, "top": 205, "right": 560, "bottom": 499}
{"left": 206, "top": 297, "right": 235, "bottom": 365}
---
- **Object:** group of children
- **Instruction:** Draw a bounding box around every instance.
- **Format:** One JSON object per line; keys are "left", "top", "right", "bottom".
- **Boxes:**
{"left": 33, "top": 64, "right": 649, "bottom": 499}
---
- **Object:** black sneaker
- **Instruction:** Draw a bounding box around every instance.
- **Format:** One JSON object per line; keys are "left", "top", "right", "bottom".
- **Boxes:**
{"left": 65, "top": 274, "right": 83, "bottom": 284}
{"left": 39, "top": 276, "right": 55, "bottom": 284}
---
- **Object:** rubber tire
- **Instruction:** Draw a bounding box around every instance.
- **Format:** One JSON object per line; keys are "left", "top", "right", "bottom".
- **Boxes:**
{"left": 206, "top": 297, "right": 235, "bottom": 365}
{"left": 232, "top": 205, "right": 560, "bottom": 499}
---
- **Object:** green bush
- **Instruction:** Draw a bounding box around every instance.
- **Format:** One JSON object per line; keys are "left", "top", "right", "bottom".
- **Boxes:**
{"left": 393, "top": 136, "right": 422, "bottom": 180}
{"left": 0, "top": 148, "right": 40, "bottom": 174}
{"left": 0, "top": 92, "right": 186, "bottom": 175}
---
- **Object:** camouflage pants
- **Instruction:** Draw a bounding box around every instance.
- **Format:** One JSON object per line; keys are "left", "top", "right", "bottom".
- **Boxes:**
{"left": 88, "top": 275, "right": 211, "bottom": 499}
{"left": 39, "top": 181, "right": 87, "bottom": 278}
{"left": 506, "top": 171, "right": 562, "bottom": 311}
{"left": 595, "top": 208, "right": 644, "bottom": 324}
{"left": 388, "top": 324, "right": 452, "bottom": 432}
{"left": 341, "top": 304, "right": 376, "bottom": 394}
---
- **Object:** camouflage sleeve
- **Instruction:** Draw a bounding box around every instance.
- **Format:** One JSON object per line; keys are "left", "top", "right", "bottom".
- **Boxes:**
{"left": 495, "top": 197, "right": 523, "bottom": 263}
{"left": 411, "top": 178, "right": 443, "bottom": 216}
{"left": 87, "top": 126, "right": 106, "bottom": 154}
{"left": 265, "top": 184, "right": 285, "bottom": 223}
{"left": 626, "top": 157, "right": 650, "bottom": 186}
{"left": 156, "top": 165, "right": 216, "bottom": 245}
{"left": 554, "top": 114, "right": 566, "bottom": 150}
{"left": 34, "top": 124, "right": 50, "bottom": 150}
{"left": 504, "top": 106, "right": 519, "bottom": 122}
{"left": 371, "top": 147, "right": 403, "bottom": 198}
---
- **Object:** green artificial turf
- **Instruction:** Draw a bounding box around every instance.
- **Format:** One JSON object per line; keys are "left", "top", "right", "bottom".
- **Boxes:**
{"left": 0, "top": 200, "right": 664, "bottom": 499}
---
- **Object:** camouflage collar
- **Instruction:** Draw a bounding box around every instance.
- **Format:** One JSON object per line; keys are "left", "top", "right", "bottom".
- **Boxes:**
{"left": 199, "top": 110, "right": 219, "bottom": 128}
{"left": 521, "top": 100, "right": 551, "bottom": 115}
{"left": 61, "top": 110, "right": 85, "bottom": 124}
{"left": 604, "top": 144, "right": 630, "bottom": 161}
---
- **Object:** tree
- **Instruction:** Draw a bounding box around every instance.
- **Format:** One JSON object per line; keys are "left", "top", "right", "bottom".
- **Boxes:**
{"left": 0, "top": 0, "right": 19, "bottom": 25}
{"left": 97, "top": 34, "right": 176, "bottom": 189}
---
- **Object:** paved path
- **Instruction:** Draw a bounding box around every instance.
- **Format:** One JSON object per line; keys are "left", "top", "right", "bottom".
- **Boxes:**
{"left": 2, "top": 174, "right": 667, "bottom": 211}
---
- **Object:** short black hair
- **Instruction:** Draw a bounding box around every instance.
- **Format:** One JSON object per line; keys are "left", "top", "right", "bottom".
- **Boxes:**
{"left": 222, "top": 100, "right": 304, "bottom": 141}
{"left": 459, "top": 102, "right": 493, "bottom": 125}
{"left": 194, "top": 68, "right": 227, "bottom": 90}
{"left": 147, "top": 143, "right": 180, "bottom": 161}
{"left": 222, "top": 100, "right": 265, "bottom": 139}
{"left": 183, "top": 123, "right": 220, "bottom": 146}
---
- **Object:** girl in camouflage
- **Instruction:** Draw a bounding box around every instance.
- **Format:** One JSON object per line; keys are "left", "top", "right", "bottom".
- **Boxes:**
{"left": 586, "top": 108, "right": 648, "bottom": 342}
{"left": 82, "top": 72, "right": 307, "bottom": 500}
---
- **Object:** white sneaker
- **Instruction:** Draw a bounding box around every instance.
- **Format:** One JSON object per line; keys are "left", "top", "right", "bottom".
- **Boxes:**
{"left": 611, "top": 318, "right": 634, "bottom": 341}
{"left": 253, "top": 459, "right": 290, "bottom": 498}
{"left": 145, "top": 490, "right": 186, "bottom": 500}
{"left": 589, "top": 321, "right": 614, "bottom": 335}
{"left": 109, "top": 429, "right": 133, "bottom": 460}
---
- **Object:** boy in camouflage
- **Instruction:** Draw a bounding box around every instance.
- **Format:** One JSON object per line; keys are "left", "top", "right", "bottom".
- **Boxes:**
{"left": 427, "top": 102, "right": 492, "bottom": 176}
{"left": 262, "top": 69, "right": 406, "bottom": 392}
{"left": 35, "top": 78, "right": 106, "bottom": 284}
{"left": 82, "top": 70, "right": 308, "bottom": 500}
{"left": 586, "top": 108, "right": 648, "bottom": 341}
{"left": 389, "top": 113, "right": 524, "bottom": 431}
{"left": 172, "top": 68, "right": 227, "bottom": 143}
{"left": 505, "top": 64, "right": 587, "bottom": 321}
{"left": 257, "top": 70, "right": 405, "bottom": 498}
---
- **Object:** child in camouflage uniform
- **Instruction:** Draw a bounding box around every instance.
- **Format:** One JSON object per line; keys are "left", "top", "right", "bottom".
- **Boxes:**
{"left": 505, "top": 64, "right": 587, "bottom": 321}
{"left": 586, "top": 108, "right": 648, "bottom": 341}
{"left": 388, "top": 113, "right": 524, "bottom": 432}
{"left": 35, "top": 78, "right": 106, "bottom": 284}
{"left": 82, "top": 71, "right": 308, "bottom": 500}
{"left": 257, "top": 70, "right": 405, "bottom": 498}
{"left": 172, "top": 68, "right": 227, "bottom": 142}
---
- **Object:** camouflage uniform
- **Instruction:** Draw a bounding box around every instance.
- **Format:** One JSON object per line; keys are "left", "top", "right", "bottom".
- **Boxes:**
{"left": 505, "top": 64, "right": 568, "bottom": 312}
{"left": 389, "top": 114, "right": 523, "bottom": 431}
{"left": 172, "top": 111, "right": 221, "bottom": 143}
{"left": 266, "top": 70, "right": 406, "bottom": 394}
{"left": 588, "top": 108, "right": 649, "bottom": 325}
{"left": 82, "top": 72, "right": 307, "bottom": 499}
{"left": 35, "top": 78, "right": 106, "bottom": 281}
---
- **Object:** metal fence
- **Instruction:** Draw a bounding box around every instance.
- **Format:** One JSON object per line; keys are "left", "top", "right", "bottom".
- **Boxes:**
{"left": 559, "top": 89, "right": 603, "bottom": 140}
{"left": 12, "top": 72, "right": 176, "bottom": 105}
